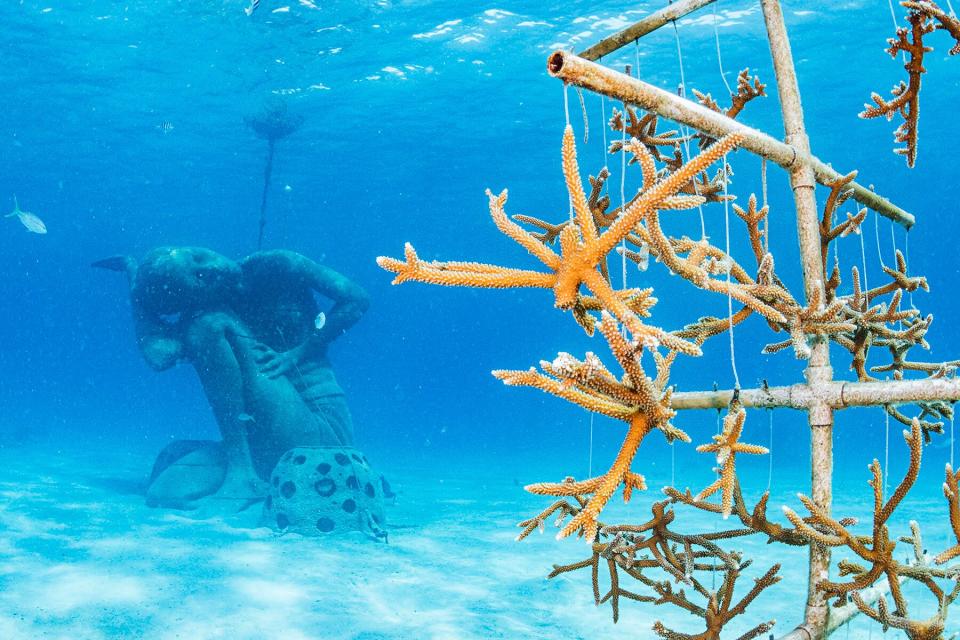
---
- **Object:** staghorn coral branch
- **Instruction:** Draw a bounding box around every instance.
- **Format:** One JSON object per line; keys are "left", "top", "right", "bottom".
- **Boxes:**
{"left": 935, "top": 464, "right": 960, "bottom": 564}
{"left": 861, "top": 1, "right": 960, "bottom": 166}
{"left": 557, "top": 413, "right": 655, "bottom": 541}
{"left": 785, "top": 418, "right": 960, "bottom": 634}
{"left": 693, "top": 400, "right": 768, "bottom": 518}
{"left": 904, "top": 1, "right": 960, "bottom": 54}
{"left": 379, "top": 65, "right": 960, "bottom": 633}
{"left": 694, "top": 68, "right": 767, "bottom": 148}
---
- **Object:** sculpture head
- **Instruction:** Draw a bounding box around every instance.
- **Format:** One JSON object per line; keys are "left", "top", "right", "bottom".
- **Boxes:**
{"left": 131, "top": 246, "right": 242, "bottom": 316}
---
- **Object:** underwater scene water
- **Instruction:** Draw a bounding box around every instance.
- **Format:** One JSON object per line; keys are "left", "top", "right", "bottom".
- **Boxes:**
{"left": 2, "top": 0, "right": 960, "bottom": 638}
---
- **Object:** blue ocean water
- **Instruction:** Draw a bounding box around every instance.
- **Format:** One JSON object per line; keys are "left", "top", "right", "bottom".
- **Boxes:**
{"left": 1, "top": 0, "right": 959, "bottom": 638}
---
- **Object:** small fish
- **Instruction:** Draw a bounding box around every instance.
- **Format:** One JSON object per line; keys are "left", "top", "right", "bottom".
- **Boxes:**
{"left": 238, "top": 413, "right": 256, "bottom": 423}
{"left": 156, "top": 121, "right": 174, "bottom": 134}
{"left": 314, "top": 311, "right": 326, "bottom": 331}
{"left": 244, "top": 0, "right": 260, "bottom": 16}
{"left": 5, "top": 196, "right": 47, "bottom": 234}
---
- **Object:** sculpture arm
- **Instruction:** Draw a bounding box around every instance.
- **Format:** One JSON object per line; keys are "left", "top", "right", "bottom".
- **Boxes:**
{"left": 304, "top": 261, "right": 370, "bottom": 349}
{"left": 246, "top": 250, "right": 369, "bottom": 348}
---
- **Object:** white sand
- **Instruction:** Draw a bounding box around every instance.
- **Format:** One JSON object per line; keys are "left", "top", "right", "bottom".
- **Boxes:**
{"left": 0, "top": 445, "right": 950, "bottom": 639}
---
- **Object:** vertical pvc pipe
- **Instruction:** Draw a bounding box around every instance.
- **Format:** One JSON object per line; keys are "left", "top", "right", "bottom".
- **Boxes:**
{"left": 760, "top": 1, "right": 833, "bottom": 636}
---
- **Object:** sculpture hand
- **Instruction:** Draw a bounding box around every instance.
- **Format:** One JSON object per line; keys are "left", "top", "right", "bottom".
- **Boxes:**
{"left": 253, "top": 344, "right": 303, "bottom": 378}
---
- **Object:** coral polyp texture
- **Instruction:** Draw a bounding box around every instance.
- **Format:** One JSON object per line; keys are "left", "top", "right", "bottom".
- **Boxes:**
{"left": 379, "top": 100, "right": 960, "bottom": 635}
{"left": 861, "top": 0, "right": 960, "bottom": 167}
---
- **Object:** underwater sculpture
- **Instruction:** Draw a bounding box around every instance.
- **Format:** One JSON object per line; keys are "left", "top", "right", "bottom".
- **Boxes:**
{"left": 378, "top": 1, "right": 960, "bottom": 636}
{"left": 96, "top": 247, "right": 385, "bottom": 534}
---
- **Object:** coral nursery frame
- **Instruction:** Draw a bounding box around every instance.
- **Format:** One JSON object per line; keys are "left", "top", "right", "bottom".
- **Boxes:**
{"left": 381, "top": 1, "right": 960, "bottom": 638}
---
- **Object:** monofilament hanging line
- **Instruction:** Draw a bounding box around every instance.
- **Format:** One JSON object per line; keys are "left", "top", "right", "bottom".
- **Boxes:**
{"left": 712, "top": 0, "right": 734, "bottom": 96}
{"left": 761, "top": 157, "right": 769, "bottom": 253}
{"left": 766, "top": 408, "right": 773, "bottom": 492}
{"left": 710, "top": 0, "right": 740, "bottom": 389}
{"left": 904, "top": 230, "right": 916, "bottom": 309}
{"left": 564, "top": 79, "right": 596, "bottom": 478}
{"left": 619, "top": 63, "right": 630, "bottom": 293}
{"left": 873, "top": 201, "right": 888, "bottom": 270}
{"left": 600, "top": 71, "right": 609, "bottom": 171}
{"left": 671, "top": 438, "right": 676, "bottom": 488}
{"left": 669, "top": 13, "right": 707, "bottom": 240}
{"left": 564, "top": 79, "right": 595, "bottom": 479}
{"left": 887, "top": 0, "right": 909, "bottom": 64}
{"left": 712, "top": 398, "right": 721, "bottom": 590}
{"left": 565, "top": 82, "right": 574, "bottom": 223}
{"left": 951, "top": 403, "right": 956, "bottom": 470}
{"left": 576, "top": 87, "right": 590, "bottom": 144}
{"left": 722, "top": 155, "right": 741, "bottom": 390}
{"left": 588, "top": 411, "right": 594, "bottom": 477}
{"left": 858, "top": 209, "right": 870, "bottom": 303}
{"left": 889, "top": 219, "right": 898, "bottom": 265}
{"left": 884, "top": 406, "right": 890, "bottom": 500}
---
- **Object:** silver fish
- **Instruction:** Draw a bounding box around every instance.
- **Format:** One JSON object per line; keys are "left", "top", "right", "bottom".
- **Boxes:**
{"left": 6, "top": 196, "right": 46, "bottom": 234}
{"left": 314, "top": 311, "right": 326, "bottom": 331}
{"left": 244, "top": 0, "right": 260, "bottom": 16}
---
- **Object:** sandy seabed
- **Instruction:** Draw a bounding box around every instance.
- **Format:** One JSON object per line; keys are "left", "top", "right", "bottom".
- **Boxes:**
{"left": 0, "top": 444, "right": 951, "bottom": 639}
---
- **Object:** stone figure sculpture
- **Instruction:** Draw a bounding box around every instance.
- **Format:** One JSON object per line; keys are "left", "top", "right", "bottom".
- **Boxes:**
{"left": 96, "top": 248, "right": 388, "bottom": 536}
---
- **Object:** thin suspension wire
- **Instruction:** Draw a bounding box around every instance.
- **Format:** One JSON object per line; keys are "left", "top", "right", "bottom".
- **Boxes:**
{"left": 949, "top": 403, "right": 956, "bottom": 552}
{"left": 950, "top": 402, "right": 956, "bottom": 469}
{"left": 577, "top": 87, "right": 590, "bottom": 144}
{"left": 714, "top": 4, "right": 740, "bottom": 394}
{"left": 712, "top": 405, "right": 721, "bottom": 590}
{"left": 904, "top": 229, "right": 917, "bottom": 309}
{"left": 722, "top": 156, "right": 741, "bottom": 389}
{"left": 565, "top": 82, "right": 594, "bottom": 478}
{"left": 766, "top": 409, "right": 773, "bottom": 492}
{"left": 712, "top": 0, "right": 734, "bottom": 96}
{"left": 859, "top": 213, "right": 870, "bottom": 304}
{"left": 671, "top": 441, "right": 676, "bottom": 487}
{"left": 565, "top": 83, "right": 574, "bottom": 223}
{"left": 884, "top": 407, "right": 890, "bottom": 500}
{"left": 620, "top": 65, "right": 630, "bottom": 292}
{"left": 588, "top": 411, "right": 594, "bottom": 477}
{"left": 889, "top": 220, "right": 898, "bottom": 262}
{"left": 873, "top": 204, "right": 887, "bottom": 269}
{"left": 951, "top": 404, "right": 956, "bottom": 470}
{"left": 600, "top": 92, "right": 609, "bottom": 168}
{"left": 887, "top": 0, "right": 909, "bottom": 64}
{"left": 761, "top": 157, "right": 769, "bottom": 253}
{"left": 670, "top": 17, "right": 707, "bottom": 239}
{"left": 888, "top": 221, "right": 904, "bottom": 332}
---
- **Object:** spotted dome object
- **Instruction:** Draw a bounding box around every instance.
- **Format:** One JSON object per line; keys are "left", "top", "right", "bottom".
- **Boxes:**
{"left": 264, "top": 446, "right": 388, "bottom": 540}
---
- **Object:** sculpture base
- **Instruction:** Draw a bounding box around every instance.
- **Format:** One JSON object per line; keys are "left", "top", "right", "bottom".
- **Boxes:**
{"left": 263, "top": 446, "right": 388, "bottom": 541}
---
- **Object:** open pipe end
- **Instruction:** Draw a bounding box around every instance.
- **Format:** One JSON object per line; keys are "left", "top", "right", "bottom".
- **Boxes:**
{"left": 547, "top": 51, "right": 566, "bottom": 76}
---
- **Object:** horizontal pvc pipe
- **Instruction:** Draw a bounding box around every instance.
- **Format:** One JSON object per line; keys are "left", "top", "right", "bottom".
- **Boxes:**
{"left": 577, "top": 0, "right": 717, "bottom": 61}
{"left": 670, "top": 378, "right": 960, "bottom": 411}
{"left": 547, "top": 51, "right": 915, "bottom": 228}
